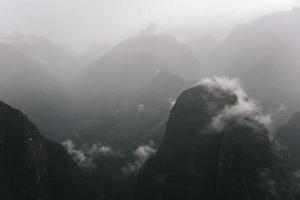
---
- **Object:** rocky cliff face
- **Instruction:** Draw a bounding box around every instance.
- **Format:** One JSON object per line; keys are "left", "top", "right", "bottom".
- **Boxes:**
{"left": 275, "top": 111, "right": 300, "bottom": 168}
{"left": 275, "top": 111, "right": 300, "bottom": 198}
{"left": 0, "top": 101, "right": 92, "bottom": 200}
{"left": 135, "top": 79, "right": 293, "bottom": 200}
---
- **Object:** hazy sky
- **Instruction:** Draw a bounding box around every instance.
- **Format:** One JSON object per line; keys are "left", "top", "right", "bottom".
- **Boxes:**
{"left": 0, "top": 0, "right": 299, "bottom": 52}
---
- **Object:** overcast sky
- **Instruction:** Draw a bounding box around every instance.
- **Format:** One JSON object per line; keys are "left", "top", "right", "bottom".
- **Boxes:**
{"left": 0, "top": 0, "right": 299, "bottom": 52}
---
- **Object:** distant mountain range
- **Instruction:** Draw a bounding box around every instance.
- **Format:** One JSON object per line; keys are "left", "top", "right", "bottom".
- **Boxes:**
{"left": 191, "top": 7, "right": 300, "bottom": 117}
{"left": 1, "top": 7, "right": 300, "bottom": 200}
{"left": 73, "top": 33, "right": 201, "bottom": 132}
{"left": 0, "top": 32, "right": 80, "bottom": 86}
{"left": 79, "top": 33, "right": 200, "bottom": 99}
{"left": 77, "top": 70, "right": 193, "bottom": 150}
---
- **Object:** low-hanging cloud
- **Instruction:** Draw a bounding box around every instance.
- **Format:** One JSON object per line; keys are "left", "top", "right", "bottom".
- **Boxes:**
{"left": 136, "top": 104, "right": 145, "bottom": 112}
{"left": 197, "top": 77, "right": 272, "bottom": 132}
{"left": 168, "top": 98, "right": 176, "bottom": 109}
{"left": 62, "top": 140, "right": 118, "bottom": 170}
{"left": 121, "top": 141, "right": 157, "bottom": 175}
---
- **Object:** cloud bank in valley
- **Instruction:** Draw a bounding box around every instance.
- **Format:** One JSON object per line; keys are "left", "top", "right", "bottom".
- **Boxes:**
{"left": 62, "top": 140, "right": 118, "bottom": 169}
{"left": 122, "top": 141, "right": 157, "bottom": 175}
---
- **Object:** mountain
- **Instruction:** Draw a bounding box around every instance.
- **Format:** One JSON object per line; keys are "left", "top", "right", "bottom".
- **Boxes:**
{"left": 209, "top": 7, "right": 300, "bottom": 114}
{"left": 275, "top": 111, "right": 300, "bottom": 170}
{"left": 135, "top": 79, "right": 294, "bottom": 200}
{"left": 80, "top": 44, "right": 112, "bottom": 66}
{"left": 65, "top": 71, "right": 193, "bottom": 200}
{"left": 0, "top": 44, "right": 71, "bottom": 140}
{"left": 0, "top": 32, "right": 80, "bottom": 86}
{"left": 187, "top": 36, "right": 220, "bottom": 75}
{"left": 75, "top": 33, "right": 201, "bottom": 123}
{"left": 0, "top": 101, "right": 92, "bottom": 200}
{"left": 274, "top": 111, "right": 300, "bottom": 198}
{"left": 76, "top": 71, "right": 192, "bottom": 151}
{"left": 85, "top": 33, "right": 200, "bottom": 81}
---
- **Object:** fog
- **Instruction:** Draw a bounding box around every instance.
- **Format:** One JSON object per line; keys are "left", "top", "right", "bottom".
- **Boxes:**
{"left": 2, "top": 1, "right": 300, "bottom": 199}
{"left": 0, "top": 0, "right": 299, "bottom": 139}
{"left": 0, "top": 0, "right": 298, "bottom": 52}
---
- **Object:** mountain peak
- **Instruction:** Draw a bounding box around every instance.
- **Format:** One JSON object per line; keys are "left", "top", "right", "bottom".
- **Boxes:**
{"left": 136, "top": 79, "right": 292, "bottom": 200}
{"left": 86, "top": 32, "right": 200, "bottom": 82}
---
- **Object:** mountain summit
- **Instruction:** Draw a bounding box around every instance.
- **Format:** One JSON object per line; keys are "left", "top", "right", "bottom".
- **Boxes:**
{"left": 135, "top": 78, "right": 293, "bottom": 200}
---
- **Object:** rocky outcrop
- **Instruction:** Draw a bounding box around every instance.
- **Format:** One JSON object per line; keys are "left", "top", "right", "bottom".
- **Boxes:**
{"left": 135, "top": 83, "right": 293, "bottom": 200}
{"left": 275, "top": 111, "right": 300, "bottom": 169}
{"left": 0, "top": 101, "right": 92, "bottom": 200}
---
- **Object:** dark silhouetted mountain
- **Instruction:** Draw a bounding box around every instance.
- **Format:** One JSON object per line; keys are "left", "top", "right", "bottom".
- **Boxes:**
{"left": 0, "top": 101, "right": 92, "bottom": 200}
{"left": 0, "top": 44, "right": 71, "bottom": 140}
{"left": 274, "top": 110, "right": 300, "bottom": 198}
{"left": 69, "top": 71, "right": 193, "bottom": 200}
{"left": 275, "top": 111, "right": 300, "bottom": 170}
{"left": 135, "top": 85, "right": 293, "bottom": 200}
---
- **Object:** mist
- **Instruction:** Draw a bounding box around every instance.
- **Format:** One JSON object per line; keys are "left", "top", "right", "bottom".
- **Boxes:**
{"left": 0, "top": 0, "right": 298, "bottom": 52}
{"left": 1, "top": 1, "right": 300, "bottom": 200}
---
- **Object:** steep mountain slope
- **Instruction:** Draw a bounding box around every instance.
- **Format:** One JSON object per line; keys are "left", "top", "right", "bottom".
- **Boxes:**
{"left": 80, "top": 44, "right": 112, "bottom": 66}
{"left": 76, "top": 71, "right": 192, "bottom": 151}
{"left": 187, "top": 36, "right": 220, "bottom": 75}
{"left": 0, "top": 32, "right": 79, "bottom": 86}
{"left": 65, "top": 71, "right": 193, "bottom": 200}
{"left": 85, "top": 33, "right": 200, "bottom": 82}
{"left": 0, "top": 101, "right": 92, "bottom": 200}
{"left": 211, "top": 7, "right": 300, "bottom": 113}
{"left": 136, "top": 78, "right": 293, "bottom": 200}
{"left": 0, "top": 44, "right": 71, "bottom": 140}
{"left": 275, "top": 111, "right": 300, "bottom": 170}
{"left": 76, "top": 33, "right": 200, "bottom": 116}
{"left": 274, "top": 111, "right": 300, "bottom": 198}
